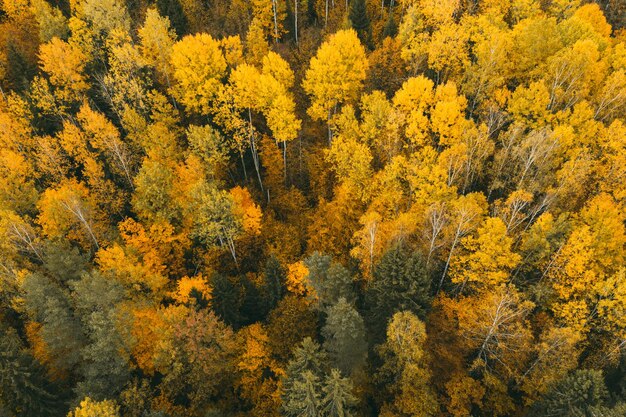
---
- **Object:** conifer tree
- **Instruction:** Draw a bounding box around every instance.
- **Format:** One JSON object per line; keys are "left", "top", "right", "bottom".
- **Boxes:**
{"left": 0, "top": 326, "right": 61, "bottom": 417}
{"left": 364, "top": 246, "right": 432, "bottom": 342}
{"left": 322, "top": 298, "right": 367, "bottom": 376}
{"left": 282, "top": 338, "right": 328, "bottom": 416}
{"left": 321, "top": 369, "right": 358, "bottom": 417}
{"left": 349, "top": 0, "right": 371, "bottom": 48}
{"left": 529, "top": 370, "right": 625, "bottom": 417}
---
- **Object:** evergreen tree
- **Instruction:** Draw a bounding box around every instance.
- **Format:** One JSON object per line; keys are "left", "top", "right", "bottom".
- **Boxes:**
{"left": 261, "top": 255, "right": 286, "bottom": 315}
{"left": 21, "top": 273, "right": 85, "bottom": 374}
{"left": 364, "top": 246, "right": 432, "bottom": 343}
{"left": 282, "top": 338, "right": 327, "bottom": 416}
{"left": 307, "top": 0, "right": 317, "bottom": 25}
{"left": 382, "top": 14, "right": 397, "bottom": 39}
{"left": 156, "top": 0, "right": 187, "bottom": 36}
{"left": 0, "top": 326, "right": 61, "bottom": 417}
{"left": 285, "top": 337, "right": 327, "bottom": 380}
{"left": 283, "top": 370, "right": 322, "bottom": 417}
{"left": 322, "top": 298, "right": 367, "bottom": 376}
{"left": 321, "top": 369, "right": 358, "bottom": 417}
{"left": 210, "top": 273, "right": 243, "bottom": 328}
{"left": 349, "top": 0, "right": 371, "bottom": 48}
{"left": 529, "top": 369, "right": 620, "bottom": 417}
{"left": 305, "top": 253, "right": 354, "bottom": 310}
{"left": 71, "top": 271, "right": 129, "bottom": 401}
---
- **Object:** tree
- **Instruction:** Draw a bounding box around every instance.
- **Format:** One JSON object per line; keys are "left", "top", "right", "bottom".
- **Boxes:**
{"left": 438, "top": 192, "right": 487, "bottom": 290}
{"left": 154, "top": 308, "right": 238, "bottom": 416}
{"left": 303, "top": 29, "right": 368, "bottom": 143}
{"left": 282, "top": 370, "right": 322, "bottom": 417}
{"left": 449, "top": 217, "right": 521, "bottom": 293}
{"left": 138, "top": 8, "right": 177, "bottom": 88}
{"left": 304, "top": 253, "right": 355, "bottom": 309}
{"left": 322, "top": 298, "right": 367, "bottom": 376}
{"left": 38, "top": 37, "right": 89, "bottom": 109}
{"left": 0, "top": 326, "right": 60, "bottom": 417}
{"left": 266, "top": 296, "right": 318, "bottom": 362}
{"left": 21, "top": 272, "right": 85, "bottom": 377}
{"left": 170, "top": 33, "right": 226, "bottom": 114}
{"left": 132, "top": 156, "right": 179, "bottom": 224}
{"left": 70, "top": 271, "right": 130, "bottom": 400}
{"left": 364, "top": 246, "right": 432, "bottom": 342}
{"left": 547, "top": 193, "right": 626, "bottom": 332}
{"left": 188, "top": 183, "right": 243, "bottom": 264}
{"left": 436, "top": 285, "right": 535, "bottom": 382}
{"left": 75, "top": 0, "right": 131, "bottom": 35}
{"left": 282, "top": 338, "right": 327, "bottom": 416}
{"left": 236, "top": 323, "right": 281, "bottom": 416}
{"left": 320, "top": 369, "right": 358, "bottom": 417}
{"left": 529, "top": 370, "right": 618, "bottom": 416}
{"left": 349, "top": 0, "right": 371, "bottom": 48}
{"left": 68, "top": 397, "right": 120, "bottom": 417}
{"left": 37, "top": 180, "right": 102, "bottom": 250}
{"left": 377, "top": 311, "right": 438, "bottom": 417}
{"left": 260, "top": 255, "right": 286, "bottom": 316}
{"left": 30, "top": 0, "right": 68, "bottom": 43}
{"left": 366, "top": 37, "right": 407, "bottom": 97}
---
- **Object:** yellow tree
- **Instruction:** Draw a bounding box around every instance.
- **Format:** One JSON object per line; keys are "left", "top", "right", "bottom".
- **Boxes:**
{"left": 302, "top": 29, "right": 368, "bottom": 143}
{"left": 325, "top": 107, "right": 374, "bottom": 201}
{"left": 430, "top": 81, "right": 469, "bottom": 148}
{"left": 392, "top": 75, "right": 435, "bottom": 149}
{"left": 547, "top": 193, "right": 626, "bottom": 333}
{"left": 77, "top": 103, "right": 137, "bottom": 189}
{"left": 359, "top": 91, "right": 402, "bottom": 164}
{"left": 449, "top": 217, "right": 521, "bottom": 293}
{"left": 438, "top": 192, "right": 488, "bottom": 290}
{"left": 236, "top": 323, "right": 281, "bottom": 416}
{"left": 0, "top": 147, "right": 38, "bottom": 214}
{"left": 260, "top": 52, "right": 300, "bottom": 178}
{"left": 138, "top": 8, "right": 177, "bottom": 88}
{"left": 377, "top": 311, "right": 438, "bottom": 417}
{"left": 30, "top": 0, "right": 68, "bottom": 43}
{"left": 38, "top": 37, "right": 89, "bottom": 111}
{"left": 37, "top": 179, "right": 103, "bottom": 249}
{"left": 170, "top": 33, "right": 227, "bottom": 114}
{"left": 427, "top": 22, "right": 470, "bottom": 84}
{"left": 68, "top": 398, "right": 120, "bottom": 417}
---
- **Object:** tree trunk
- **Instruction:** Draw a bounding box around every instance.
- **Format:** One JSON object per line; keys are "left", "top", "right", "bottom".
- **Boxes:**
{"left": 248, "top": 109, "right": 264, "bottom": 192}
{"left": 325, "top": 0, "right": 329, "bottom": 27}
{"left": 283, "top": 140, "right": 288, "bottom": 183}
{"left": 295, "top": 0, "right": 299, "bottom": 44}
{"left": 272, "top": 0, "right": 279, "bottom": 43}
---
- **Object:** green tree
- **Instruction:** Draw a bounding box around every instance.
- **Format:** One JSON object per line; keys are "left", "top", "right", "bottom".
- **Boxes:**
{"left": 529, "top": 370, "right": 624, "bottom": 417}
{"left": 320, "top": 369, "right": 358, "bottom": 417}
{"left": 364, "top": 246, "right": 432, "bottom": 342}
{"left": 283, "top": 370, "right": 321, "bottom": 417}
{"left": 349, "top": 0, "right": 371, "bottom": 48}
{"left": 260, "top": 255, "right": 286, "bottom": 316}
{"left": 304, "top": 253, "right": 355, "bottom": 309}
{"left": 282, "top": 338, "right": 327, "bottom": 416}
{"left": 71, "top": 271, "right": 129, "bottom": 401}
{"left": 322, "top": 298, "right": 367, "bottom": 376}
{"left": 0, "top": 326, "right": 60, "bottom": 417}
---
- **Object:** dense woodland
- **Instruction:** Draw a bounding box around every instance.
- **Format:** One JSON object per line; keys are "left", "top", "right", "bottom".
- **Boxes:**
{"left": 1, "top": 0, "right": 626, "bottom": 415}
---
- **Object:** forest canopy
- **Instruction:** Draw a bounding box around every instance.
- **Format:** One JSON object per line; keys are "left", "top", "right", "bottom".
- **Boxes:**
{"left": 1, "top": 0, "right": 626, "bottom": 416}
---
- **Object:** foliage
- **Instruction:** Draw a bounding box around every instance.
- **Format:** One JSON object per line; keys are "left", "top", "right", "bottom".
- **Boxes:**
{"left": 0, "top": 1, "right": 625, "bottom": 416}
